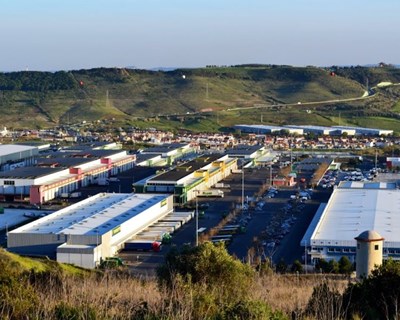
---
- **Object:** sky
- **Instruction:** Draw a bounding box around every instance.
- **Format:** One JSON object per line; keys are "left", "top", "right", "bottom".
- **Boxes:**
{"left": 0, "top": 0, "right": 399, "bottom": 71}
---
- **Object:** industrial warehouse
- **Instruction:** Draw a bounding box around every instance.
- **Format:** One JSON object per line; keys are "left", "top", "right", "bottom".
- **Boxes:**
{"left": 0, "top": 144, "right": 43, "bottom": 172}
{"left": 133, "top": 154, "right": 238, "bottom": 203}
{"left": 234, "top": 124, "right": 393, "bottom": 136}
{"left": 7, "top": 193, "right": 174, "bottom": 268}
{"left": 0, "top": 148, "right": 136, "bottom": 205}
{"left": 302, "top": 182, "right": 400, "bottom": 264}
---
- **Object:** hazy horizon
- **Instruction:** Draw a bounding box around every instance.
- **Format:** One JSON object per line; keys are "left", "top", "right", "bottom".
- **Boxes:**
{"left": 1, "top": 0, "right": 399, "bottom": 72}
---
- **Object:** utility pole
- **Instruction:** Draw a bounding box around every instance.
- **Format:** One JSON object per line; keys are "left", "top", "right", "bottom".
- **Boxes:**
{"left": 290, "top": 139, "right": 293, "bottom": 172}
{"left": 241, "top": 168, "right": 245, "bottom": 211}
{"left": 304, "top": 240, "right": 307, "bottom": 274}
{"left": 195, "top": 190, "right": 199, "bottom": 246}
{"left": 106, "top": 90, "right": 110, "bottom": 108}
{"left": 269, "top": 165, "right": 272, "bottom": 186}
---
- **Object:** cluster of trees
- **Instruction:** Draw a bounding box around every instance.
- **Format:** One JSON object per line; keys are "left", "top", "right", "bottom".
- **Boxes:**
{"left": 0, "top": 71, "right": 76, "bottom": 91}
{"left": 315, "top": 256, "right": 353, "bottom": 275}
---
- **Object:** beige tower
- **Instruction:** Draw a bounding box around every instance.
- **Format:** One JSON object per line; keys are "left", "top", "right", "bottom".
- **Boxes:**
{"left": 355, "top": 230, "right": 384, "bottom": 279}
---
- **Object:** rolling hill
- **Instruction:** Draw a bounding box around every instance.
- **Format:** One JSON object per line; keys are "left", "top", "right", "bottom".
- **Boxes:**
{"left": 0, "top": 65, "right": 399, "bottom": 132}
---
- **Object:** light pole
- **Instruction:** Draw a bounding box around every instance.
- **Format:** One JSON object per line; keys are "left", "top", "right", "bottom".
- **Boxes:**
{"left": 269, "top": 165, "right": 272, "bottom": 187}
{"left": 303, "top": 240, "right": 308, "bottom": 274}
{"left": 241, "top": 168, "right": 244, "bottom": 211}
{"left": 195, "top": 190, "right": 199, "bottom": 246}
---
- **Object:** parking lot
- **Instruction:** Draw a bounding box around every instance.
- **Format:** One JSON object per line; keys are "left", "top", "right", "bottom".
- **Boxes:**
{"left": 118, "top": 165, "right": 334, "bottom": 275}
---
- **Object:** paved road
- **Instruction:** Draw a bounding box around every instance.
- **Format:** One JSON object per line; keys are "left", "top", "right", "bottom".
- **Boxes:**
{"left": 226, "top": 91, "right": 375, "bottom": 112}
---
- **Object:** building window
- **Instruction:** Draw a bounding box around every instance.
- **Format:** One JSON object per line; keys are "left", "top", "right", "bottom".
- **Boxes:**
{"left": 357, "top": 244, "right": 360, "bottom": 249}
{"left": 375, "top": 245, "right": 379, "bottom": 251}
{"left": 4, "top": 180, "right": 15, "bottom": 185}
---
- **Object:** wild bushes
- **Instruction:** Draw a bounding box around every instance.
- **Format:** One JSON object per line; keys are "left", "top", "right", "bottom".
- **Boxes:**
{"left": 157, "top": 242, "right": 285, "bottom": 319}
{"left": 2, "top": 245, "right": 400, "bottom": 319}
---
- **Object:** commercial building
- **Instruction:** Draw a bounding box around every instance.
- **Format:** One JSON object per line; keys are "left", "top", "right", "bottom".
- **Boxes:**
{"left": 8, "top": 193, "right": 173, "bottom": 268}
{"left": 139, "top": 143, "right": 196, "bottom": 165}
{"left": 0, "top": 145, "right": 39, "bottom": 172}
{"left": 286, "top": 125, "right": 356, "bottom": 136}
{"left": 0, "top": 149, "right": 136, "bottom": 204}
{"left": 235, "top": 124, "right": 392, "bottom": 136}
{"left": 134, "top": 154, "right": 237, "bottom": 204}
{"left": 135, "top": 153, "right": 164, "bottom": 167}
{"left": 302, "top": 182, "right": 400, "bottom": 265}
{"left": 234, "top": 124, "right": 304, "bottom": 135}
{"left": 225, "top": 144, "right": 266, "bottom": 159}
{"left": 333, "top": 126, "right": 393, "bottom": 136}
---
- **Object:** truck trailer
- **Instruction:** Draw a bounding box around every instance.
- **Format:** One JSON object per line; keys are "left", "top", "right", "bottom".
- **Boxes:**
{"left": 213, "top": 183, "right": 231, "bottom": 189}
{"left": 124, "top": 240, "right": 162, "bottom": 252}
{"left": 197, "top": 189, "right": 224, "bottom": 198}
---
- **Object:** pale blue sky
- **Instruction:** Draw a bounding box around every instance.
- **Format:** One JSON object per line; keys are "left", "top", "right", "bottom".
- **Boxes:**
{"left": 0, "top": 0, "right": 398, "bottom": 71}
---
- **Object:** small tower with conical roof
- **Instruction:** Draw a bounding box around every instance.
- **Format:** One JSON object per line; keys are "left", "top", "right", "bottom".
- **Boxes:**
{"left": 355, "top": 230, "right": 384, "bottom": 279}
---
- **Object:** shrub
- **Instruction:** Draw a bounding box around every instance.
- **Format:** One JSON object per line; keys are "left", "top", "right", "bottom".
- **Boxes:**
{"left": 305, "top": 282, "right": 344, "bottom": 320}
{"left": 344, "top": 259, "right": 400, "bottom": 319}
{"left": 338, "top": 256, "right": 353, "bottom": 275}
{"left": 290, "top": 260, "right": 303, "bottom": 273}
{"left": 220, "top": 299, "right": 288, "bottom": 320}
{"left": 158, "top": 242, "right": 254, "bottom": 300}
{"left": 0, "top": 273, "right": 39, "bottom": 319}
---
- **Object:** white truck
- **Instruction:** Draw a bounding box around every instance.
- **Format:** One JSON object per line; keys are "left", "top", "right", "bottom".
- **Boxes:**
{"left": 198, "top": 189, "right": 224, "bottom": 198}
{"left": 70, "top": 192, "right": 82, "bottom": 198}
{"left": 214, "top": 183, "right": 230, "bottom": 189}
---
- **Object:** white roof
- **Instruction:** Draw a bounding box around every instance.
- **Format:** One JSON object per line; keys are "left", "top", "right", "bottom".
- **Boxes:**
{"left": 311, "top": 188, "right": 400, "bottom": 246}
{"left": 338, "top": 181, "right": 398, "bottom": 189}
{"left": 0, "top": 144, "right": 37, "bottom": 157}
{"left": 11, "top": 193, "right": 170, "bottom": 236}
{"left": 288, "top": 125, "right": 335, "bottom": 131}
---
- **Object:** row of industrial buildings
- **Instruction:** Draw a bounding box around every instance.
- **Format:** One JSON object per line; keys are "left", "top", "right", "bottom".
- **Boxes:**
{"left": 0, "top": 142, "right": 272, "bottom": 206}
{"left": 4, "top": 143, "right": 270, "bottom": 268}
{"left": 235, "top": 124, "right": 394, "bottom": 136}
{"left": 0, "top": 142, "right": 196, "bottom": 205}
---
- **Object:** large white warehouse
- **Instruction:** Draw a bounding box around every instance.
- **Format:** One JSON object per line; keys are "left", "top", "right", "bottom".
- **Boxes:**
{"left": 8, "top": 193, "right": 173, "bottom": 268}
{"left": 302, "top": 182, "right": 400, "bottom": 264}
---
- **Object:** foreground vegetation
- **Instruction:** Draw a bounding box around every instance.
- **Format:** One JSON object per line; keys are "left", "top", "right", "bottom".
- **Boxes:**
{"left": 1, "top": 65, "right": 400, "bottom": 132}
{"left": 2, "top": 243, "right": 400, "bottom": 319}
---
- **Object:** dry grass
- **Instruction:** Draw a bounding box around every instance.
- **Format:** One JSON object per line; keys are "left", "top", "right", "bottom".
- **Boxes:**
{"left": 34, "top": 271, "right": 167, "bottom": 319}
{"left": 252, "top": 274, "right": 349, "bottom": 315}
{"left": 29, "top": 271, "right": 351, "bottom": 319}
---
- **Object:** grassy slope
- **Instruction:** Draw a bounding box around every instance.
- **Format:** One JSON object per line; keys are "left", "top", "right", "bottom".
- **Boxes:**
{"left": 2, "top": 66, "right": 400, "bottom": 132}
{"left": 0, "top": 247, "right": 90, "bottom": 276}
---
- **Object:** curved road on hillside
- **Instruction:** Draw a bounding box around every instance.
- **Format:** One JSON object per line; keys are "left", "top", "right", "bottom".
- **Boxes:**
{"left": 225, "top": 91, "right": 375, "bottom": 112}
{"left": 225, "top": 81, "right": 400, "bottom": 112}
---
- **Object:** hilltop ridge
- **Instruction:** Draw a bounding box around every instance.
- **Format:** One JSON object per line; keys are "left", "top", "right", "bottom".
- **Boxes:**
{"left": 0, "top": 65, "right": 399, "bottom": 131}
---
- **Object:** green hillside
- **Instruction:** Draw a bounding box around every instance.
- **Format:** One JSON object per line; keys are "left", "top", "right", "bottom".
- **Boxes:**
{"left": 0, "top": 65, "right": 399, "bottom": 131}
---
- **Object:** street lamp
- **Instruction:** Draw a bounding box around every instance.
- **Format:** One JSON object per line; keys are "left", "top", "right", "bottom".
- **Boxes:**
{"left": 303, "top": 239, "right": 308, "bottom": 274}
{"left": 241, "top": 168, "right": 244, "bottom": 211}
{"left": 194, "top": 190, "right": 199, "bottom": 246}
{"left": 269, "top": 165, "right": 272, "bottom": 187}
{"left": 196, "top": 192, "right": 199, "bottom": 246}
